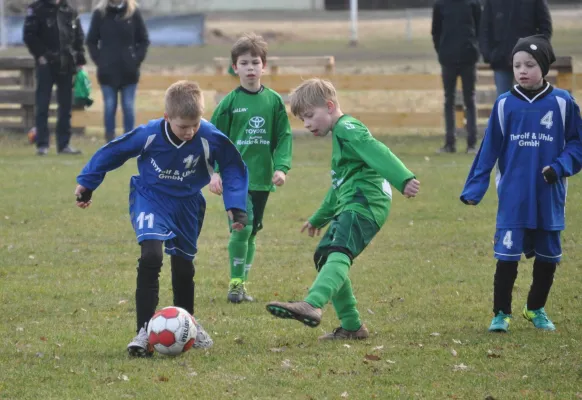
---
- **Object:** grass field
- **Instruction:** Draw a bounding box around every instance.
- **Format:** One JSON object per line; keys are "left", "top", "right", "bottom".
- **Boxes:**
{"left": 1, "top": 132, "right": 582, "bottom": 399}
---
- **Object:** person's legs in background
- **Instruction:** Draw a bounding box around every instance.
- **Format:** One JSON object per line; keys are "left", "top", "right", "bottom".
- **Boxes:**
{"left": 120, "top": 83, "right": 137, "bottom": 134}
{"left": 55, "top": 72, "right": 80, "bottom": 154}
{"left": 460, "top": 63, "right": 478, "bottom": 153}
{"left": 438, "top": 64, "right": 459, "bottom": 153}
{"left": 34, "top": 64, "right": 55, "bottom": 155}
{"left": 493, "top": 69, "right": 514, "bottom": 97}
{"left": 101, "top": 85, "right": 118, "bottom": 142}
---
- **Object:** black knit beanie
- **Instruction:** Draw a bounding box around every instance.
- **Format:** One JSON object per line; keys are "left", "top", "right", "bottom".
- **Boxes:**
{"left": 512, "top": 34, "right": 556, "bottom": 77}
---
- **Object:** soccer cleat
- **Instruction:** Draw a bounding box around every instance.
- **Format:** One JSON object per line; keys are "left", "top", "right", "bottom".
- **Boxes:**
{"left": 488, "top": 311, "right": 512, "bottom": 332}
{"left": 227, "top": 278, "right": 244, "bottom": 303}
{"left": 523, "top": 305, "right": 556, "bottom": 331}
{"left": 127, "top": 327, "right": 153, "bottom": 357}
{"left": 466, "top": 146, "right": 478, "bottom": 154}
{"left": 318, "top": 324, "right": 369, "bottom": 340}
{"left": 266, "top": 301, "right": 322, "bottom": 327}
{"left": 242, "top": 282, "right": 254, "bottom": 302}
{"left": 192, "top": 320, "right": 214, "bottom": 349}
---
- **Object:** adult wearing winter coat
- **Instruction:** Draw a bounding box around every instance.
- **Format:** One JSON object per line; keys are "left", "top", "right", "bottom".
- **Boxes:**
{"left": 86, "top": 0, "right": 149, "bottom": 142}
{"left": 479, "top": 0, "right": 552, "bottom": 96}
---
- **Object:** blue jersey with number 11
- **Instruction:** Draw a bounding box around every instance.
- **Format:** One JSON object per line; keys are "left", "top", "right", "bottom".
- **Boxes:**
{"left": 77, "top": 118, "right": 248, "bottom": 212}
{"left": 461, "top": 84, "right": 582, "bottom": 231}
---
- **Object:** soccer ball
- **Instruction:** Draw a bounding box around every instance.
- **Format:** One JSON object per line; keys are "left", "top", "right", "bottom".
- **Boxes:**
{"left": 147, "top": 306, "right": 197, "bottom": 356}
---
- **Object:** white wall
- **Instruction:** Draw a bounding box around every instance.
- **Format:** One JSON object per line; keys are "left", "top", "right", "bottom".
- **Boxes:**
{"left": 138, "top": 0, "right": 324, "bottom": 13}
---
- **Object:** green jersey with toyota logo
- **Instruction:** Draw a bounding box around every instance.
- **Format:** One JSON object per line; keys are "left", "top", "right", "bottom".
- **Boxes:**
{"left": 211, "top": 85, "right": 292, "bottom": 191}
{"left": 309, "top": 115, "right": 416, "bottom": 229}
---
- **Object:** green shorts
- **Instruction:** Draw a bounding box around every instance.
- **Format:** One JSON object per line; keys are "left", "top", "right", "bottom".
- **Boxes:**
{"left": 229, "top": 191, "right": 270, "bottom": 235}
{"left": 314, "top": 211, "right": 380, "bottom": 266}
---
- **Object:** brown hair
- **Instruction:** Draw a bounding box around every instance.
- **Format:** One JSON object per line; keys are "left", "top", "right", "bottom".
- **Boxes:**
{"left": 289, "top": 78, "right": 339, "bottom": 117}
{"left": 231, "top": 33, "right": 268, "bottom": 65}
{"left": 164, "top": 80, "right": 204, "bottom": 120}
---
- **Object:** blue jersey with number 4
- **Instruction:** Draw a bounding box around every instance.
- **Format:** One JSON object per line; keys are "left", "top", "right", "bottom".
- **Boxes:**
{"left": 460, "top": 84, "right": 582, "bottom": 230}
{"left": 77, "top": 118, "right": 249, "bottom": 212}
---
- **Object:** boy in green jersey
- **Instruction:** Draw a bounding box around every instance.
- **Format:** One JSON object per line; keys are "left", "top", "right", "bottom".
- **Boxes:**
{"left": 266, "top": 78, "right": 420, "bottom": 340}
{"left": 210, "top": 33, "right": 293, "bottom": 303}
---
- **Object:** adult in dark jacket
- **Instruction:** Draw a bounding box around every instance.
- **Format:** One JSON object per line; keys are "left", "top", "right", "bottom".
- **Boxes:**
{"left": 23, "top": 0, "right": 86, "bottom": 156}
{"left": 432, "top": 0, "right": 482, "bottom": 153}
{"left": 86, "top": 0, "right": 149, "bottom": 142}
{"left": 479, "top": 0, "right": 552, "bottom": 96}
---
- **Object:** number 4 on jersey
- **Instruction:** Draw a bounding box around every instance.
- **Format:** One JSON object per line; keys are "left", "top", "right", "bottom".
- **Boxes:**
{"left": 502, "top": 231, "right": 513, "bottom": 250}
{"left": 540, "top": 111, "right": 553, "bottom": 129}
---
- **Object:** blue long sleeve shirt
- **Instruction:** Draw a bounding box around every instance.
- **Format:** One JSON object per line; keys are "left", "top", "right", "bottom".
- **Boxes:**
{"left": 77, "top": 118, "right": 249, "bottom": 212}
{"left": 460, "top": 84, "right": 582, "bottom": 230}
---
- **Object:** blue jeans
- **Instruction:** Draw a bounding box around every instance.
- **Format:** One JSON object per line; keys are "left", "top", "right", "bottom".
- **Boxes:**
{"left": 493, "top": 69, "right": 514, "bottom": 97}
{"left": 101, "top": 84, "right": 137, "bottom": 141}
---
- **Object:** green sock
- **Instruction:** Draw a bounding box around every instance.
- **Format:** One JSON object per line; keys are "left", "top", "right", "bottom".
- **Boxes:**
{"left": 228, "top": 225, "right": 252, "bottom": 281}
{"left": 332, "top": 277, "right": 362, "bottom": 331}
{"left": 305, "top": 252, "right": 351, "bottom": 309}
{"left": 244, "top": 235, "right": 256, "bottom": 282}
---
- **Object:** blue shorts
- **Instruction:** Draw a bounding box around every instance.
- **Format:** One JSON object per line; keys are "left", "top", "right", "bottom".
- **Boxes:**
{"left": 129, "top": 179, "right": 205, "bottom": 261}
{"left": 493, "top": 229, "right": 562, "bottom": 263}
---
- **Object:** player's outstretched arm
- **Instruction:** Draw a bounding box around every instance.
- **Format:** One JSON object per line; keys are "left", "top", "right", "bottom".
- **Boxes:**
{"left": 460, "top": 99, "right": 504, "bottom": 205}
{"left": 76, "top": 126, "right": 148, "bottom": 193}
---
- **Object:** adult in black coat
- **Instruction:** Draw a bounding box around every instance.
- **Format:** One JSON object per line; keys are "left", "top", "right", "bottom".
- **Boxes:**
{"left": 479, "top": 0, "right": 552, "bottom": 96}
{"left": 86, "top": 0, "right": 149, "bottom": 142}
{"left": 432, "top": 0, "right": 482, "bottom": 153}
{"left": 23, "top": 0, "right": 87, "bottom": 155}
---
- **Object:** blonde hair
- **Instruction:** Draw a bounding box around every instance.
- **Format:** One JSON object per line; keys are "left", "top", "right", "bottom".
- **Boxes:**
{"left": 164, "top": 81, "right": 204, "bottom": 120}
{"left": 231, "top": 33, "right": 268, "bottom": 65}
{"left": 95, "top": 0, "right": 137, "bottom": 19}
{"left": 289, "top": 78, "right": 339, "bottom": 117}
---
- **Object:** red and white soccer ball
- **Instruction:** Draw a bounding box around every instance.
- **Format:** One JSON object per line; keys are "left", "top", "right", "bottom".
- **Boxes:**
{"left": 147, "top": 306, "right": 197, "bottom": 356}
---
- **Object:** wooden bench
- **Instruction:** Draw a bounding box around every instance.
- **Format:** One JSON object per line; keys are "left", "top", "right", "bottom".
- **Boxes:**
{"left": 0, "top": 56, "right": 84, "bottom": 134}
{"left": 213, "top": 55, "right": 335, "bottom": 75}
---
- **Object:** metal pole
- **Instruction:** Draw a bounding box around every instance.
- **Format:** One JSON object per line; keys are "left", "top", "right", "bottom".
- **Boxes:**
{"left": 349, "top": 0, "right": 358, "bottom": 46}
{"left": 0, "top": 0, "right": 6, "bottom": 50}
{"left": 405, "top": 8, "right": 412, "bottom": 42}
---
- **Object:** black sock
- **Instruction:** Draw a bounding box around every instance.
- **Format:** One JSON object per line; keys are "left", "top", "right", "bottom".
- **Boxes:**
{"left": 171, "top": 255, "right": 195, "bottom": 316}
{"left": 135, "top": 240, "right": 163, "bottom": 333}
{"left": 493, "top": 260, "right": 519, "bottom": 315}
{"left": 526, "top": 259, "right": 557, "bottom": 310}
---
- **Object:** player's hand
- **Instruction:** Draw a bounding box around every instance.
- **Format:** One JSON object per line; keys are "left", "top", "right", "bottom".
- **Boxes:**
{"left": 228, "top": 208, "right": 248, "bottom": 231}
{"left": 75, "top": 185, "right": 93, "bottom": 209}
{"left": 403, "top": 179, "right": 420, "bottom": 198}
{"left": 209, "top": 173, "right": 223, "bottom": 195}
{"left": 300, "top": 221, "right": 321, "bottom": 237}
{"left": 542, "top": 166, "right": 558, "bottom": 184}
{"left": 272, "top": 170, "right": 286, "bottom": 186}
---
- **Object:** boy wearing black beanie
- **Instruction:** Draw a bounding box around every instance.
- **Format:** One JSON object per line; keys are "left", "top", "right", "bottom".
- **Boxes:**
{"left": 460, "top": 35, "right": 582, "bottom": 333}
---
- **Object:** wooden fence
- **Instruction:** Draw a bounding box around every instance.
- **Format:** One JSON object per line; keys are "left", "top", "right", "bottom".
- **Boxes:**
{"left": 0, "top": 56, "right": 578, "bottom": 134}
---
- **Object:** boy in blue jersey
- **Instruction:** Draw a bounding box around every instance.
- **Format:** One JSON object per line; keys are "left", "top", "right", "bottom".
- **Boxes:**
{"left": 461, "top": 35, "right": 582, "bottom": 333}
{"left": 75, "top": 81, "right": 249, "bottom": 356}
